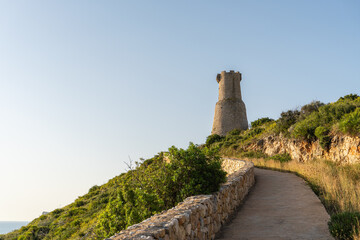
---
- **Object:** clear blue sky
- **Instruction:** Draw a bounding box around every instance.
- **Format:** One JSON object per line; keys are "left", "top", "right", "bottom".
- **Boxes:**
{"left": 0, "top": 1, "right": 359, "bottom": 221}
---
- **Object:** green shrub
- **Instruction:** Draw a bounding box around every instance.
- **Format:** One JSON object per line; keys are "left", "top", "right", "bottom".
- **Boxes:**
{"left": 51, "top": 208, "right": 64, "bottom": 217}
{"left": 223, "top": 141, "right": 232, "bottom": 148}
{"left": 338, "top": 94, "right": 359, "bottom": 102}
{"left": 281, "top": 95, "right": 359, "bottom": 142}
{"left": 95, "top": 143, "right": 226, "bottom": 238}
{"left": 275, "top": 110, "right": 300, "bottom": 134}
{"left": 71, "top": 219, "right": 81, "bottom": 227}
{"left": 322, "top": 102, "right": 357, "bottom": 121}
{"left": 242, "top": 127, "right": 264, "bottom": 141}
{"left": 167, "top": 143, "right": 227, "bottom": 202}
{"left": 96, "top": 193, "right": 127, "bottom": 237}
{"left": 18, "top": 226, "right": 50, "bottom": 240}
{"left": 227, "top": 129, "right": 241, "bottom": 135}
{"left": 224, "top": 134, "right": 240, "bottom": 142}
{"left": 292, "top": 100, "right": 357, "bottom": 141}
{"left": 66, "top": 208, "right": 86, "bottom": 217}
{"left": 328, "top": 211, "right": 360, "bottom": 240}
{"left": 241, "top": 151, "right": 268, "bottom": 159}
{"left": 298, "top": 101, "right": 324, "bottom": 121}
{"left": 205, "top": 134, "right": 224, "bottom": 146}
{"left": 211, "top": 141, "right": 224, "bottom": 149}
{"left": 270, "top": 153, "right": 292, "bottom": 163}
{"left": 251, "top": 117, "right": 274, "bottom": 128}
{"left": 75, "top": 199, "right": 85, "bottom": 207}
{"left": 231, "top": 144, "right": 239, "bottom": 150}
{"left": 218, "top": 130, "right": 242, "bottom": 147}
{"left": 96, "top": 186, "right": 164, "bottom": 238}
{"left": 314, "top": 126, "right": 331, "bottom": 150}
{"left": 339, "top": 108, "right": 360, "bottom": 136}
{"left": 88, "top": 185, "right": 100, "bottom": 193}
{"left": 291, "top": 112, "right": 320, "bottom": 141}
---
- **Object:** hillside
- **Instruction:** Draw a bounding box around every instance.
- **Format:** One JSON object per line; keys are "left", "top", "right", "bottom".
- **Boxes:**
{"left": 205, "top": 94, "right": 360, "bottom": 240}
{"left": 207, "top": 94, "right": 360, "bottom": 163}
{"left": 0, "top": 144, "right": 226, "bottom": 240}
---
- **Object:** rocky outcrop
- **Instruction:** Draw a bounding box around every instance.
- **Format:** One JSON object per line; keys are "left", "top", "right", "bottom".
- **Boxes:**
{"left": 248, "top": 134, "right": 360, "bottom": 164}
{"left": 108, "top": 159, "right": 254, "bottom": 240}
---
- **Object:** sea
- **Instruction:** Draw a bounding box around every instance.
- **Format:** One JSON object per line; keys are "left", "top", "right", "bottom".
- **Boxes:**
{"left": 0, "top": 221, "right": 29, "bottom": 235}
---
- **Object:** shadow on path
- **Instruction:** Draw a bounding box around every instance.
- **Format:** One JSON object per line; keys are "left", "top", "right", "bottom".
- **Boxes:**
{"left": 216, "top": 168, "right": 333, "bottom": 240}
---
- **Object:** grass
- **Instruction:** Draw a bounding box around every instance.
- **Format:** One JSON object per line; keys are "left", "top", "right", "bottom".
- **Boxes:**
{"left": 239, "top": 155, "right": 360, "bottom": 239}
{"left": 0, "top": 144, "right": 226, "bottom": 240}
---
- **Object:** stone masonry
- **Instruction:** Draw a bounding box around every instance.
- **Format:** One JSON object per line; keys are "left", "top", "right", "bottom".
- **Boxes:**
{"left": 108, "top": 159, "right": 255, "bottom": 240}
{"left": 211, "top": 71, "right": 248, "bottom": 136}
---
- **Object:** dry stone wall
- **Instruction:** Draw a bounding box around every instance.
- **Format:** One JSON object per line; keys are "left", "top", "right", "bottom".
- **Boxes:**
{"left": 108, "top": 159, "right": 255, "bottom": 240}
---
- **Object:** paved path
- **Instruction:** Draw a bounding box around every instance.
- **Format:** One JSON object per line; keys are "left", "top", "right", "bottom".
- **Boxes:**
{"left": 217, "top": 168, "right": 333, "bottom": 240}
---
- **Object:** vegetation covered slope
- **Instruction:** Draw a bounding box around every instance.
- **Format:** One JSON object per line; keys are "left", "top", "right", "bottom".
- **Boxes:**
{"left": 0, "top": 143, "right": 226, "bottom": 240}
{"left": 205, "top": 94, "right": 360, "bottom": 240}
{"left": 206, "top": 94, "right": 360, "bottom": 155}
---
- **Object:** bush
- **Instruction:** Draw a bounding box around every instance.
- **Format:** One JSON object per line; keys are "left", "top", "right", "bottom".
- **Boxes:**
{"left": 241, "top": 151, "right": 268, "bottom": 159}
{"left": 269, "top": 153, "right": 292, "bottom": 163}
{"left": 18, "top": 226, "right": 50, "bottom": 240}
{"left": 251, "top": 117, "right": 274, "bottom": 128}
{"left": 314, "top": 126, "right": 331, "bottom": 150}
{"left": 167, "top": 143, "right": 227, "bottom": 202}
{"left": 280, "top": 95, "right": 359, "bottom": 142}
{"left": 339, "top": 108, "right": 360, "bottom": 136}
{"left": 300, "top": 101, "right": 324, "bottom": 115}
{"left": 218, "top": 130, "right": 246, "bottom": 148}
{"left": 66, "top": 207, "right": 86, "bottom": 217}
{"left": 227, "top": 129, "right": 241, "bottom": 135}
{"left": 75, "top": 199, "right": 86, "bottom": 207}
{"left": 291, "top": 113, "right": 320, "bottom": 141}
{"left": 328, "top": 211, "right": 360, "bottom": 240}
{"left": 205, "top": 134, "right": 224, "bottom": 146}
{"left": 96, "top": 143, "right": 227, "bottom": 238}
{"left": 244, "top": 127, "right": 264, "bottom": 139}
{"left": 338, "top": 94, "right": 359, "bottom": 102}
{"left": 51, "top": 208, "right": 64, "bottom": 217}
{"left": 224, "top": 133, "right": 242, "bottom": 145}
{"left": 321, "top": 102, "right": 357, "bottom": 121}
{"left": 292, "top": 100, "right": 357, "bottom": 141}
{"left": 299, "top": 101, "right": 324, "bottom": 120}
{"left": 97, "top": 186, "right": 164, "bottom": 237}
{"left": 275, "top": 110, "right": 300, "bottom": 134}
{"left": 88, "top": 185, "right": 100, "bottom": 193}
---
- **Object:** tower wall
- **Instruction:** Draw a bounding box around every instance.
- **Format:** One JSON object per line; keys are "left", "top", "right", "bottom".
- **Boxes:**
{"left": 212, "top": 71, "right": 248, "bottom": 136}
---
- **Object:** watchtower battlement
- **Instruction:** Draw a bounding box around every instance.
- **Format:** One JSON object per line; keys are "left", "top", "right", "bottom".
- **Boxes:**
{"left": 212, "top": 70, "right": 248, "bottom": 136}
{"left": 216, "top": 70, "right": 240, "bottom": 82}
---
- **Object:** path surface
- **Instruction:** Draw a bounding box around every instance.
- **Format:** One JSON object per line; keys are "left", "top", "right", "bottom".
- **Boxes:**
{"left": 217, "top": 168, "right": 333, "bottom": 240}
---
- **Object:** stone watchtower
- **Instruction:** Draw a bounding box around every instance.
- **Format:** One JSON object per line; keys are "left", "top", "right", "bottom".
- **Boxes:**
{"left": 211, "top": 70, "right": 248, "bottom": 136}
